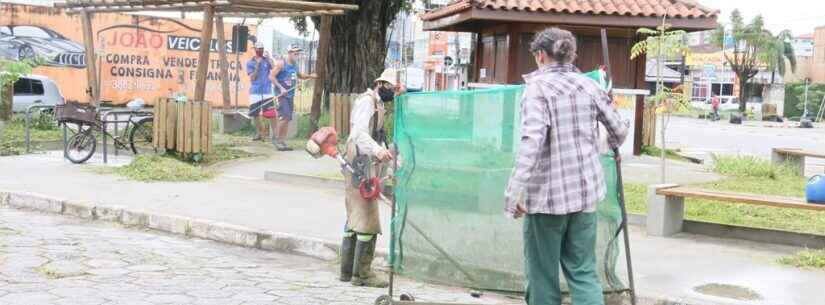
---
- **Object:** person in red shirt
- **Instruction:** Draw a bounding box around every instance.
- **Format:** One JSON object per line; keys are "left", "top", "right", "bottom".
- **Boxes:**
{"left": 711, "top": 95, "right": 720, "bottom": 121}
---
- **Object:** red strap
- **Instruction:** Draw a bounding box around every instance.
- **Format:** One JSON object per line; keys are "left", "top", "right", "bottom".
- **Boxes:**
{"left": 359, "top": 177, "right": 382, "bottom": 200}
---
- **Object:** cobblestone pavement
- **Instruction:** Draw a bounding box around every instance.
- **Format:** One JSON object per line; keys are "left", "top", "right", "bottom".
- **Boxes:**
{"left": 0, "top": 208, "right": 519, "bottom": 305}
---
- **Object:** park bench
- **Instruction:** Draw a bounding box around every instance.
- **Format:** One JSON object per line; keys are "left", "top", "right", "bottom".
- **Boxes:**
{"left": 772, "top": 148, "right": 825, "bottom": 176}
{"left": 646, "top": 184, "right": 825, "bottom": 236}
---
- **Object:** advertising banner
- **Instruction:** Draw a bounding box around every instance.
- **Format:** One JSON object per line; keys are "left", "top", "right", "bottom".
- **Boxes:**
{"left": 1, "top": 3, "right": 256, "bottom": 107}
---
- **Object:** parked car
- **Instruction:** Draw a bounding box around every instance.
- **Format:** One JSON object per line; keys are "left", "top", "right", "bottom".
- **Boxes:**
{"left": 0, "top": 25, "right": 86, "bottom": 67}
{"left": 11, "top": 75, "right": 65, "bottom": 113}
{"left": 717, "top": 96, "right": 740, "bottom": 111}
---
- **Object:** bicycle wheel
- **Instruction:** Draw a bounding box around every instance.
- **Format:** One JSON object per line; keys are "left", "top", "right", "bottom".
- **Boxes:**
{"left": 65, "top": 129, "right": 96, "bottom": 164}
{"left": 129, "top": 117, "right": 155, "bottom": 155}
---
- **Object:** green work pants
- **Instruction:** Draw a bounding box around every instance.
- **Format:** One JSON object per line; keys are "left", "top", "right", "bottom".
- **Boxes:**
{"left": 523, "top": 212, "right": 603, "bottom": 305}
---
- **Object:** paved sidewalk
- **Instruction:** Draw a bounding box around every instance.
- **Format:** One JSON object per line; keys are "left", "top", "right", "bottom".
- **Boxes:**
{"left": 1, "top": 151, "right": 824, "bottom": 304}
{"left": 0, "top": 207, "right": 515, "bottom": 305}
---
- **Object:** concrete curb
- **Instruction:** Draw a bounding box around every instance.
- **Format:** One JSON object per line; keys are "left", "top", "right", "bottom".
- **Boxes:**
{"left": 0, "top": 189, "right": 731, "bottom": 305}
{"left": 0, "top": 189, "right": 379, "bottom": 264}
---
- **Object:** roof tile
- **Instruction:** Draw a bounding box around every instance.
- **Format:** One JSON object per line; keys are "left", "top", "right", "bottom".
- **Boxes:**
{"left": 422, "top": 0, "right": 719, "bottom": 21}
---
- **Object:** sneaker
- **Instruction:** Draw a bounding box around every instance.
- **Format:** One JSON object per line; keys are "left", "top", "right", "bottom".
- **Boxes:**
{"left": 252, "top": 135, "right": 262, "bottom": 141}
{"left": 279, "top": 141, "right": 294, "bottom": 151}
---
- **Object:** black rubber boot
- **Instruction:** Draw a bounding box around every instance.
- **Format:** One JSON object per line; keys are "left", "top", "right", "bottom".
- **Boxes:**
{"left": 339, "top": 234, "right": 356, "bottom": 282}
{"left": 351, "top": 237, "right": 388, "bottom": 288}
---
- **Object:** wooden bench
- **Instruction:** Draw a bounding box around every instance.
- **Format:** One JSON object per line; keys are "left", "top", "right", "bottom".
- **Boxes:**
{"left": 772, "top": 148, "right": 825, "bottom": 176}
{"left": 646, "top": 184, "right": 825, "bottom": 236}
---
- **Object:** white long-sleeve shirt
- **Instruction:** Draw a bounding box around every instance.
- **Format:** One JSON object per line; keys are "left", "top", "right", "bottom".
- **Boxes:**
{"left": 347, "top": 89, "right": 384, "bottom": 157}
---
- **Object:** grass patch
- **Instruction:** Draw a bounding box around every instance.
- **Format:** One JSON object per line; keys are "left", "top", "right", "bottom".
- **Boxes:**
{"left": 778, "top": 249, "right": 825, "bottom": 270}
{"left": 712, "top": 154, "right": 798, "bottom": 179}
{"left": 104, "top": 154, "right": 214, "bottom": 182}
{"left": 623, "top": 155, "right": 823, "bottom": 235}
{"left": 641, "top": 145, "right": 689, "bottom": 162}
{"left": 1, "top": 113, "right": 62, "bottom": 156}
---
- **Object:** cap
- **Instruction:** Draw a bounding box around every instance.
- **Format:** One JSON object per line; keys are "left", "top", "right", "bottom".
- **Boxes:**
{"left": 374, "top": 68, "right": 398, "bottom": 87}
{"left": 287, "top": 43, "right": 303, "bottom": 53}
{"left": 254, "top": 41, "right": 265, "bottom": 49}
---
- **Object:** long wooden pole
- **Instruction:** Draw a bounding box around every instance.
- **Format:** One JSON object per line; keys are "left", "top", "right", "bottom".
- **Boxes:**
{"left": 194, "top": 5, "right": 215, "bottom": 101}
{"left": 309, "top": 15, "right": 331, "bottom": 134}
{"left": 215, "top": 16, "right": 231, "bottom": 110}
{"left": 81, "top": 12, "right": 99, "bottom": 106}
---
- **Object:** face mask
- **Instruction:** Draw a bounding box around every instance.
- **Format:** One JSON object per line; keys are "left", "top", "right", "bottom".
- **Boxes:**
{"left": 377, "top": 86, "right": 395, "bottom": 102}
{"left": 255, "top": 49, "right": 264, "bottom": 57}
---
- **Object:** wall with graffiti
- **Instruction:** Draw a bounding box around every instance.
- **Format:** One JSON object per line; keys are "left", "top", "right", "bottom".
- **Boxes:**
{"left": 0, "top": 3, "right": 256, "bottom": 107}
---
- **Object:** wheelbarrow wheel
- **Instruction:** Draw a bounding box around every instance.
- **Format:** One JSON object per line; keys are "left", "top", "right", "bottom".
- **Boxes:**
{"left": 400, "top": 293, "right": 415, "bottom": 301}
{"left": 374, "top": 295, "right": 391, "bottom": 305}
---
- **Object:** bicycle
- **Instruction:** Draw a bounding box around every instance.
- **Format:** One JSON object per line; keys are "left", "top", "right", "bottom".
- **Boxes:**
{"left": 56, "top": 101, "right": 154, "bottom": 164}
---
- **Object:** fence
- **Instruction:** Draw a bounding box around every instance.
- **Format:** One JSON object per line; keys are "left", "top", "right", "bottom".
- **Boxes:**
{"left": 329, "top": 93, "right": 356, "bottom": 136}
{"left": 153, "top": 98, "right": 212, "bottom": 157}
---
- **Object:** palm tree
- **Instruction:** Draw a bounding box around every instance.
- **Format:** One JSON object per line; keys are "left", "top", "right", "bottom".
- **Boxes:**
{"left": 762, "top": 30, "right": 797, "bottom": 84}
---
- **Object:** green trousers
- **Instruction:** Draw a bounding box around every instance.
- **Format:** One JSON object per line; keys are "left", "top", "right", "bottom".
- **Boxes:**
{"left": 523, "top": 212, "right": 603, "bottom": 305}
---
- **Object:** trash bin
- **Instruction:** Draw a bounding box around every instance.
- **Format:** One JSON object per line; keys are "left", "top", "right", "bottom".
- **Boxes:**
{"left": 806, "top": 175, "right": 825, "bottom": 204}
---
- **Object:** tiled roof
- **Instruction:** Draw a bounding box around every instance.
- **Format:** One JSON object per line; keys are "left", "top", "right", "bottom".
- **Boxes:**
{"left": 421, "top": 0, "right": 719, "bottom": 21}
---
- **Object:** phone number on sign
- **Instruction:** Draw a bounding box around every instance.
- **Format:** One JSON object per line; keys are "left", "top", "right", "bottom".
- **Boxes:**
{"left": 106, "top": 79, "right": 159, "bottom": 91}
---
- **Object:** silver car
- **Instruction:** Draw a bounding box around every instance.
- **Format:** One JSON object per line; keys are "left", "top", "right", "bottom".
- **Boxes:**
{"left": 12, "top": 74, "right": 65, "bottom": 113}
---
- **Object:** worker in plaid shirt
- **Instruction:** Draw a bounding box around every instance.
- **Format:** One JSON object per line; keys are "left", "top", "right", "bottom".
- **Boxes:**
{"left": 505, "top": 28, "right": 629, "bottom": 305}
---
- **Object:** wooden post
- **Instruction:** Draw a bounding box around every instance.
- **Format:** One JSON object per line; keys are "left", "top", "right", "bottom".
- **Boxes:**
{"left": 633, "top": 95, "right": 644, "bottom": 156}
{"left": 194, "top": 5, "right": 215, "bottom": 101}
{"left": 215, "top": 16, "right": 231, "bottom": 111}
{"left": 309, "top": 15, "right": 332, "bottom": 134}
{"left": 81, "top": 12, "right": 99, "bottom": 106}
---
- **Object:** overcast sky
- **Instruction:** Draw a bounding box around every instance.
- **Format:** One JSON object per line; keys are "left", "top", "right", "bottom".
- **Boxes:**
{"left": 700, "top": 0, "right": 825, "bottom": 35}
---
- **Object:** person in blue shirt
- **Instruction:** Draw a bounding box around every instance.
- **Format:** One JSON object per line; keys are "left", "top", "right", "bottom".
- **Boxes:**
{"left": 246, "top": 41, "right": 277, "bottom": 143}
{"left": 270, "top": 44, "right": 317, "bottom": 151}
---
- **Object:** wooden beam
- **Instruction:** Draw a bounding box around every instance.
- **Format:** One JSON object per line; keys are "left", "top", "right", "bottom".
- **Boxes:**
{"left": 309, "top": 15, "right": 331, "bottom": 134}
{"left": 215, "top": 16, "right": 232, "bottom": 111}
{"left": 80, "top": 11, "right": 99, "bottom": 106}
{"left": 235, "top": 0, "right": 358, "bottom": 11}
{"left": 194, "top": 5, "right": 216, "bottom": 101}
{"left": 62, "top": 1, "right": 231, "bottom": 13}
{"left": 217, "top": 9, "right": 346, "bottom": 18}
{"left": 656, "top": 187, "right": 824, "bottom": 212}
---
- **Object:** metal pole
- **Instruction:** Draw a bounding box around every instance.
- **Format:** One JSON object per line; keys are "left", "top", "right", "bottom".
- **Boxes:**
{"left": 102, "top": 120, "right": 107, "bottom": 164}
{"left": 234, "top": 18, "right": 247, "bottom": 111}
{"left": 113, "top": 113, "right": 118, "bottom": 156}
{"left": 614, "top": 148, "right": 637, "bottom": 305}
{"left": 25, "top": 110, "right": 31, "bottom": 153}
{"left": 62, "top": 123, "right": 68, "bottom": 159}
{"left": 803, "top": 78, "right": 810, "bottom": 119}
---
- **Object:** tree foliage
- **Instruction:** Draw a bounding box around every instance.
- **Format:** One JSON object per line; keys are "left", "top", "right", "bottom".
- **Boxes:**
{"left": 712, "top": 10, "right": 774, "bottom": 111}
{"left": 290, "top": 0, "right": 410, "bottom": 94}
{"left": 760, "top": 29, "right": 797, "bottom": 84}
{"left": 0, "top": 57, "right": 44, "bottom": 121}
{"left": 630, "top": 18, "right": 690, "bottom": 183}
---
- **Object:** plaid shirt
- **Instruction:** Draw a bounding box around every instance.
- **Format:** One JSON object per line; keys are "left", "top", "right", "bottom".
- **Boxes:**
{"left": 505, "top": 63, "right": 629, "bottom": 217}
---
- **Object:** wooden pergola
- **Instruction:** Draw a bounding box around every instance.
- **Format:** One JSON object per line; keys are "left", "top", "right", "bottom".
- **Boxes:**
{"left": 54, "top": 0, "right": 358, "bottom": 110}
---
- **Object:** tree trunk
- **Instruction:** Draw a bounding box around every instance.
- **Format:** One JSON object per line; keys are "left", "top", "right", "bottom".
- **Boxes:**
{"left": 0, "top": 82, "right": 12, "bottom": 121}
{"left": 738, "top": 76, "right": 748, "bottom": 113}
{"left": 309, "top": 16, "right": 332, "bottom": 135}
{"left": 660, "top": 112, "right": 666, "bottom": 183}
{"left": 310, "top": 1, "right": 405, "bottom": 94}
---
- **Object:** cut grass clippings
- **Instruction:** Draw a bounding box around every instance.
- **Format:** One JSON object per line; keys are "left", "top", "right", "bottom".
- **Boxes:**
{"left": 778, "top": 249, "right": 825, "bottom": 270}
{"left": 622, "top": 155, "right": 824, "bottom": 235}
{"left": 101, "top": 154, "right": 214, "bottom": 182}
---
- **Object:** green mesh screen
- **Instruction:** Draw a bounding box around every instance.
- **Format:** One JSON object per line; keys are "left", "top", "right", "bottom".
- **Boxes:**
{"left": 391, "top": 85, "right": 626, "bottom": 293}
